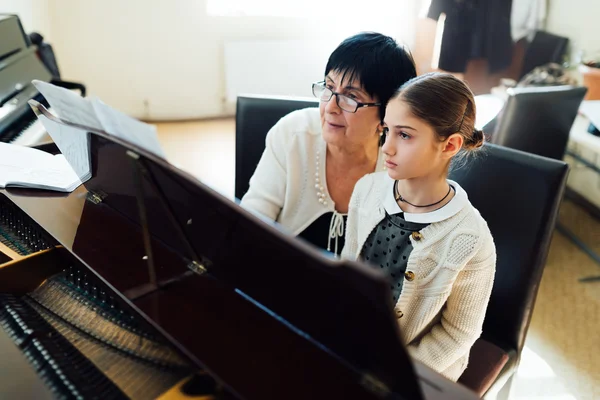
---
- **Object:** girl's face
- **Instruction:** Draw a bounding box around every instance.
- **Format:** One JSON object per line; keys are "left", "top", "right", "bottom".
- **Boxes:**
{"left": 381, "top": 97, "right": 451, "bottom": 181}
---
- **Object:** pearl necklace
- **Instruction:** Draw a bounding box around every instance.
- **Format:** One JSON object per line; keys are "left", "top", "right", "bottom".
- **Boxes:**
{"left": 315, "top": 150, "right": 329, "bottom": 207}
{"left": 314, "top": 144, "right": 382, "bottom": 255}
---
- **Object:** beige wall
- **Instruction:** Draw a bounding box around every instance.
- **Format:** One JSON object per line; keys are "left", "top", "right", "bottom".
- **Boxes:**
{"left": 546, "top": 1, "right": 600, "bottom": 208}
{"left": 546, "top": 0, "right": 600, "bottom": 60}
{"left": 41, "top": 0, "right": 419, "bottom": 120}
{"left": 2, "top": 0, "right": 53, "bottom": 40}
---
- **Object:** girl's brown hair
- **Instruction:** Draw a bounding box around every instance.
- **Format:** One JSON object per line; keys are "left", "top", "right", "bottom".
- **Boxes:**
{"left": 393, "top": 72, "right": 484, "bottom": 151}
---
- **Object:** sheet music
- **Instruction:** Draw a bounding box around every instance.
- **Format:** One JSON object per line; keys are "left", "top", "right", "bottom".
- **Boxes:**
{"left": 37, "top": 114, "right": 91, "bottom": 182}
{"left": 32, "top": 80, "right": 166, "bottom": 160}
{"left": 90, "top": 97, "right": 166, "bottom": 158}
{"left": 32, "top": 80, "right": 102, "bottom": 130}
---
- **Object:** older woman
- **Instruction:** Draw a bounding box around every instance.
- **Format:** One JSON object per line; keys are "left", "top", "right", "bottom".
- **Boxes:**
{"left": 240, "top": 32, "right": 416, "bottom": 256}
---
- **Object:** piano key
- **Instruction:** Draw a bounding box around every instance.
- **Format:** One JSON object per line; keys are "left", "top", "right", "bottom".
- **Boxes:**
{"left": 0, "top": 313, "right": 54, "bottom": 400}
{"left": 10, "top": 114, "right": 51, "bottom": 147}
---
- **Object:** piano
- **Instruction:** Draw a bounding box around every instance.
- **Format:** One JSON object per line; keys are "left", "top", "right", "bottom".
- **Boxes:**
{"left": 0, "top": 14, "right": 84, "bottom": 147}
{"left": 0, "top": 103, "right": 481, "bottom": 398}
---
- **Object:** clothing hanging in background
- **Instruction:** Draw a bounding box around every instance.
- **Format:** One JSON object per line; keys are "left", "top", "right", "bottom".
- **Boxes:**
{"left": 427, "top": 0, "right": 514, "bottom": 73}
{"left": 511, "top": 0, "right": 547, "bottom": 42}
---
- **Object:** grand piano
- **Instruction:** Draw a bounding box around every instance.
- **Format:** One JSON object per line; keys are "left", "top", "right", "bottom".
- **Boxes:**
{"left": 0, "top": 64, "right": 479, "bottom": 400}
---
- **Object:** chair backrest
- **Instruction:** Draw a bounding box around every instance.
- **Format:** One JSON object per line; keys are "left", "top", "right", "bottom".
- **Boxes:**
{"left": 519, "top": 30, "right": 569, "bottom": 80}
{"left": 491, "top": 85, "right": 587, "bottom": 160}
{"left": 235, "top": 94, "right": 318, "bottom": 200}
{"left": 28, "top": 31, "right": 61, "bottom": 78}
{"left": 449, "top": 144, "right": 568, "bottom": 355}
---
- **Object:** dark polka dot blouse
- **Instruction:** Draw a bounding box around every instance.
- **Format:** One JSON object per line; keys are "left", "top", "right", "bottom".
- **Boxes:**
{"left": 359, "top": 212, "right": 429, "bottom": 303}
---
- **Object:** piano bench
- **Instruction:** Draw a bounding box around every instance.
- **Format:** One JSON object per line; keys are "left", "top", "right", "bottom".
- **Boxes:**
{"left": 458, "top": 338, "right": 511, "bottom": 397}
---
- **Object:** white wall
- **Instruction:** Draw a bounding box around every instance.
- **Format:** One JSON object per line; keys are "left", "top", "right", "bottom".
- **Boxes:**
{"left": 546, "top": 0, "right": 600, "bottom": 206}
{"left": 546, "top": 0, "right": 600, "bottom": 60}
{"left": 46, "top": 0, "right": 418, "bottom": 120}
{"left": 1, "top": 0, "right": 53, "bottom": 40}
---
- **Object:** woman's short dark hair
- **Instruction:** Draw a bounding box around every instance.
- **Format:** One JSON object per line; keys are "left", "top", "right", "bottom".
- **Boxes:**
{"left": 325, "top": 32, "right": 416, "bottom": 121}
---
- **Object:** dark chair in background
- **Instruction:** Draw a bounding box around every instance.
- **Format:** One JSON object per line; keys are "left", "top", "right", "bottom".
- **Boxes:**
{"left": 28, "top": 31, "right": 87, "bottom": 97}
{"left": 519, "top": 31, "right": 570, "bottom": 80}
{"left": 487, "top": 84, "right": 600, "bottom": 279}
{"left": 484, "top": 31, "right": 571, "bottom": 133}
{"left": 490, "top": 85, "right": 587, "bottom": 160}
{"left": 235, "top": 94, "right": 570, "bottom": 399}
{"left": 235, "top": 95, "right": 318, "bottom": 200}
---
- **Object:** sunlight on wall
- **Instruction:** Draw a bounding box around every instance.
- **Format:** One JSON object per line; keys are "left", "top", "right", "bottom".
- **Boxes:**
{"left": 207, "top": 0, "right": 410, "bottom": 17}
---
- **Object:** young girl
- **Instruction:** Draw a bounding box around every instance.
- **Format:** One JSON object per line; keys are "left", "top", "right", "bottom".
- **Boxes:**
{"left": 341, "top": 73, "right": 496, "bottom": 382}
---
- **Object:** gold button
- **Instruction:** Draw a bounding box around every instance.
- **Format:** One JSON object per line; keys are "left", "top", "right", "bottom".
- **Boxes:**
{"left": 395, "top": 309, "right": 404, "bottom": 318}
{"left": 405, "top": 271, "right": 415, "bottom": 281}
{"left": 411, "top": 231, "right": 423, "bottom": 241}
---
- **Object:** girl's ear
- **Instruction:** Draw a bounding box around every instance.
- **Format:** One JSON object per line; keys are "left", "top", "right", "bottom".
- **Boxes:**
{"left": 442, "top": 133, "right": 463, "bottom": 159}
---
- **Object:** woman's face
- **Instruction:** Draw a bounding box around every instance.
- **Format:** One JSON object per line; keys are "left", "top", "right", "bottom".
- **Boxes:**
{"left": 319, "top": 70, "right": 382, "bottom": 149}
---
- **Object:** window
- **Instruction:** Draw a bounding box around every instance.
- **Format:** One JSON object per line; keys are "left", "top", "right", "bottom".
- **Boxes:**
{"left": 207, "top": 0, "right": 412, "bottom": 18}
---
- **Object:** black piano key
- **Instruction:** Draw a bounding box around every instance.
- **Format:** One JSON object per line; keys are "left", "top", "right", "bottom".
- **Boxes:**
{"left": 0, "top": 197, "right": 56, "bottom": 255}
{"left": 82, "top": 274, "right": 90, "bottom": 294}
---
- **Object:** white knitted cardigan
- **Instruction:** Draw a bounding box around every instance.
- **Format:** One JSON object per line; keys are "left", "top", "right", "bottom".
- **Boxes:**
{"left": 341, "top": 172, "right": 496, "bottom": 381}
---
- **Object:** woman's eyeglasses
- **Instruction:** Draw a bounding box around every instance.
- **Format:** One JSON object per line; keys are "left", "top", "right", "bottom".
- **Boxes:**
{"left": 311, "top": 82, "right": 380, "bottom": 113}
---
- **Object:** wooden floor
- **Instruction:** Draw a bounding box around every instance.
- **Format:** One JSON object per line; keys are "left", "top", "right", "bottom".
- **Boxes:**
{"left": 155, "top": 118, "right": 600, "bottom": 400}
{"left": 155, "top": 118, "right": 236, "bottom": 199}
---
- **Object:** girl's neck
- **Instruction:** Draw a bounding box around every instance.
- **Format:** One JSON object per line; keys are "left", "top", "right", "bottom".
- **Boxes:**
{"left": 395, "top": 175, "right": 454, "bottom": 214}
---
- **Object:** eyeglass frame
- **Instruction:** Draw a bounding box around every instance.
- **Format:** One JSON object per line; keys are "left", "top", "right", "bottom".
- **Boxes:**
{"left": 311, "top": 81, "right": 381, "bottom": 113}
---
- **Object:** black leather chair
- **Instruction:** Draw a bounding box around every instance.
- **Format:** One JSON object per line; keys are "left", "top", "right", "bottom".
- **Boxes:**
{"left": 235, "top": 94, "right": 569, "bottom": 399}
{"left": 487, "top": 85, "right": 599, "bottom": 281}
{"left": 449, "top": 146, "right": 568, "bottom": 398}
{"left": 490, "top": 85, "right": 587, "bottom": 160}
{"left": 519, "top": 31, "right": 570, "bottom": 80}
{"left": 235, "top": 95, "right": 318, "bottom": 200}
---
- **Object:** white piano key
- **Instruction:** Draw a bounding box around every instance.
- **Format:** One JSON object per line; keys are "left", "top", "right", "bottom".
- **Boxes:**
{"left": 10, "top": 109, "right": 52, "bottom": 147}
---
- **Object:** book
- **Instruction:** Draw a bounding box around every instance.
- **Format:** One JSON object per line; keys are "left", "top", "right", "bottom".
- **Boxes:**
{"left": 0, "top": 142, "right": 82, "bottom": 192}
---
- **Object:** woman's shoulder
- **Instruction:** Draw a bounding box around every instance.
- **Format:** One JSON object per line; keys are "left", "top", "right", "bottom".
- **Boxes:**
{"left": 270, "top": 107, "right": 321, "bottom": 140}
